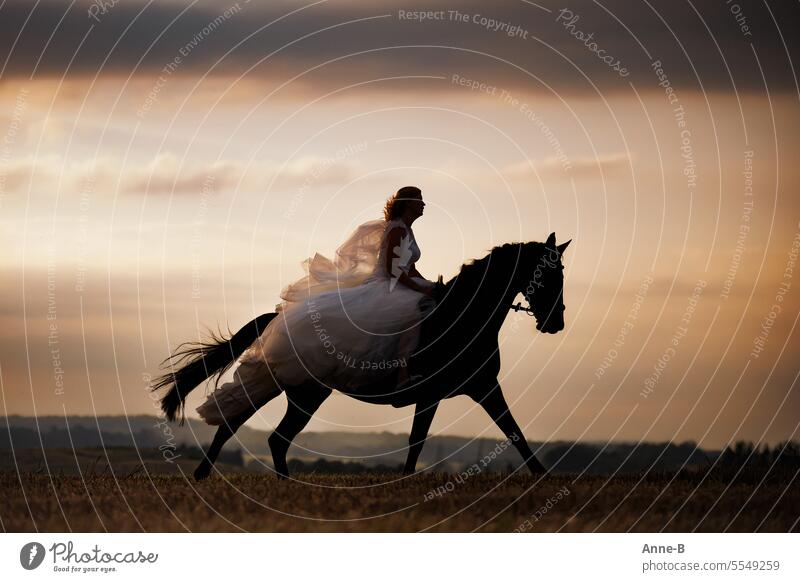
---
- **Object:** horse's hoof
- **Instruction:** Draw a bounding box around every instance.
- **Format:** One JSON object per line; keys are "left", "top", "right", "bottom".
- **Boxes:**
{"left": 194, "top": 463, "right": 212, "bottom": 481}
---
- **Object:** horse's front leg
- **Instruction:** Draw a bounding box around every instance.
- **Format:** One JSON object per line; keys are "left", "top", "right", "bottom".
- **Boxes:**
{"left": 194, "top": 409, "right": 254, "bottom": 481}
{"left": 403, "top": 400, "right": 439, "bottom": 475}
{"left": 472, "top": 384, "right": 547, "bottom": 475}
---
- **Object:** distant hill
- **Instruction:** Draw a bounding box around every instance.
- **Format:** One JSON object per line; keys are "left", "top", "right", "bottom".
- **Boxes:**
{"left": 1, "top": 415, "right": 718, "bottom": 475}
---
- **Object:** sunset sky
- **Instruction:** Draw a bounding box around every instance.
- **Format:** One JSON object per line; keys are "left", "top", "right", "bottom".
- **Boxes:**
{"left": 1, "top": 0, "right": 798, "bottom": 450}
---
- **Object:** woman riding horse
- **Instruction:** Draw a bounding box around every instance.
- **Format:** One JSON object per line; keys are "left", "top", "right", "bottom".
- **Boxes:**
{"left": 152, "top": 188, "right": 570, "bottom": 480}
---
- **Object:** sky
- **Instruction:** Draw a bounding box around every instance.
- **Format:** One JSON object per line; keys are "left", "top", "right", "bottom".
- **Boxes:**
{"left": 1, "top": 0, "right": 798, "bottom": 449}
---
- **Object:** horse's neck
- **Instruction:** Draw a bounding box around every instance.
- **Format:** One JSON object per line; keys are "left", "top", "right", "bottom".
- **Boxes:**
{"left": 468, "top": 243, "right": 539, "bottom": 336}
{"left": 484, "top": 278, "right": 523, "bottom": 336}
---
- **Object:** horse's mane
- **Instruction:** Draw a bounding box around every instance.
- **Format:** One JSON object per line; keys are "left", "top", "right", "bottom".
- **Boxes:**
{"left": 445, "top": 241, "right": 541, "bottom": 288}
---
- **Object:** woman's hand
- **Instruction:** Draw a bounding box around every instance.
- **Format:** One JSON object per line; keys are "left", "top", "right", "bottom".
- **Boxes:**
{"left": 413, "top": 279, "right": 436, "bottom": 297}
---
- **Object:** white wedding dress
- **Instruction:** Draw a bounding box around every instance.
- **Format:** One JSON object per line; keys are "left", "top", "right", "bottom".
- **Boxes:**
{"left": 196, "top": 218, "right": 435, "bottom": 424}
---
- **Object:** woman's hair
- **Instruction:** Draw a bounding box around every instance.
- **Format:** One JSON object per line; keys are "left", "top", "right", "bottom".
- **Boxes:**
{"left": 383, "top": 186, "right": 422, "bottom": 221}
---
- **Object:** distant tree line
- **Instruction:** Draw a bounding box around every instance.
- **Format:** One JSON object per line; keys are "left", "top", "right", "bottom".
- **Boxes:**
{"left": 284, "top": 458, "right": 403, "bottom": 475}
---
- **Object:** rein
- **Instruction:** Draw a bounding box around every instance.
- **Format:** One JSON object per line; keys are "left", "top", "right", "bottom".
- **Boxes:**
{"left": 434, "top": 281, "right": 535, "bottom": 317}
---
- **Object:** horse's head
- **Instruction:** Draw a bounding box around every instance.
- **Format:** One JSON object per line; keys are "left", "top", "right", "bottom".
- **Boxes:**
{"left": 522, "top": 233, "right": 571, "bottom": 334}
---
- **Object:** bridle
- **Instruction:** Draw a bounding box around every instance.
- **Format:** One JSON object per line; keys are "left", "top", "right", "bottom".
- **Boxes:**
{"left": 510, "top": 301, "right": 536, "bottom": 316}
{"left": 512, "top": 271, "right": 538, "bottom": 316}
{"left": 511, "top": 251, "right": 565, "bottom": 319}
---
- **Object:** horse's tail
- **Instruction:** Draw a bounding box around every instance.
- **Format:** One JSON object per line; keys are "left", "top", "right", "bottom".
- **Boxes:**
{"left": 151, "top": 313, "right": 277, "bottom": 424}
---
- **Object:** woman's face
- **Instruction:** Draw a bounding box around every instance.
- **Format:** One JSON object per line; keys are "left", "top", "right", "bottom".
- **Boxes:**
{"left": 406, "top": 193, "right": 425, "bottom": 219}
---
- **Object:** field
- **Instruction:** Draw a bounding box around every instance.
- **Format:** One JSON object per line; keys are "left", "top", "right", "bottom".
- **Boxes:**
{"left": 2, "top": 469, "right": 797, "bottom": 532}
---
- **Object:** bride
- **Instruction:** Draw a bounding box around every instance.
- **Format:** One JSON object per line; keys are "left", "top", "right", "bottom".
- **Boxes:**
{"left": 197, "top": 186, "right": 436, "bottom": 425}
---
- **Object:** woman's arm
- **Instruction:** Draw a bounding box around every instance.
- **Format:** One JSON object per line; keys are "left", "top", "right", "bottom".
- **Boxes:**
{"left": 385, "top": 227, "right": 432, "bottom": 295}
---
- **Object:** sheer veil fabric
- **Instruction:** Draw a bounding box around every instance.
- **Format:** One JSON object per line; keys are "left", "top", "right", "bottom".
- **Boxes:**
{"left": 196, "top": 218, "right": 435, "bottom": 424}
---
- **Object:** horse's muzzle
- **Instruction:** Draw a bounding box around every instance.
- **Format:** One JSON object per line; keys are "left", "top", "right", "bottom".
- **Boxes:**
{"left": 537, "top": 320, "right": 564, "bottom": 334}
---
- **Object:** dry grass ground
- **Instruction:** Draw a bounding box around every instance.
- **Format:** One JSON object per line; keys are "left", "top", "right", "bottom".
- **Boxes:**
{"left": 2, "top": 470, "right": 797, "bottom": 532}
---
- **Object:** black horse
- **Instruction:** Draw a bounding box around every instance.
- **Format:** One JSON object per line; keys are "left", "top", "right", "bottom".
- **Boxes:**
{"left": 152, "top": 233, "right": 570, "bottom": 480}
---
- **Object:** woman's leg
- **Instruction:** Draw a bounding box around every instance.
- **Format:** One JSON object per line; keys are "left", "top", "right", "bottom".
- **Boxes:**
{"left": 394, "top": 304, "right": 425, "bottom": 387}
{"left": 395, "top": 328, "right": 416, "bottom": 386}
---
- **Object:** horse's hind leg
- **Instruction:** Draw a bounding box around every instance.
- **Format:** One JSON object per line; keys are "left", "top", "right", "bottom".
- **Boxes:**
{"left": 194, "top": 361, "right": 284, "bottom": 480}
{"left": 268, "top": 384, "right": 331, "bottom": 479}
{"left": 194, "top": 409, "right": 255, "bottom": 481}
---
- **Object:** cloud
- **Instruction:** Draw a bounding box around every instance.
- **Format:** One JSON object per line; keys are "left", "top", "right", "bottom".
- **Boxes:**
{"left": 126, "top": 153, "right": 243, "bottom": 193}
{"left": 0, "top": 0, "right": 796, "bottom": 95}
{"left": 0, "top": 152, "right": 361, "bottom": 196}
{"left": 502, "top": 152, "right": 631, "bottom": 180}
{"left": 0, "top": 154, "right": 61, "bottom": 190}
{"left": 26, "top": 117, "right": 68, "bottom": 145}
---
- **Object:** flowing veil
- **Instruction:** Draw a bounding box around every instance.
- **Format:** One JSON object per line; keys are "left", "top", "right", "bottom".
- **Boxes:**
{"left": 276, "top": 218, "right": 388, "bottom": 311}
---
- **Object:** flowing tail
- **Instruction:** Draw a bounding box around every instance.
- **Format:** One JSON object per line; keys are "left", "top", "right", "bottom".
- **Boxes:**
{"left": 151, "top": 313, "right": 277, "bottom": 423}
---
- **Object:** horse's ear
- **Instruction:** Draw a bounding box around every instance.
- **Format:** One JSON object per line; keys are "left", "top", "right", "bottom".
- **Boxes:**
{"left": 557, "top": 239, "right": 571, "bottom": 254}
{"left": 546, "top": 232, "right": 556, "bottom": 248}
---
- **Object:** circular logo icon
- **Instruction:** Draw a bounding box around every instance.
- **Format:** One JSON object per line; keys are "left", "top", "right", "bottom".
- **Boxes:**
{"left": 19, "top": 542, "right": 46, "bottom": 570}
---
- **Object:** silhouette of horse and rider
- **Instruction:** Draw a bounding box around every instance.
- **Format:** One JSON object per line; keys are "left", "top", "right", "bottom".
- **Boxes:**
{"left": 153, "top": 229, "right": 570, "bottom": 481}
